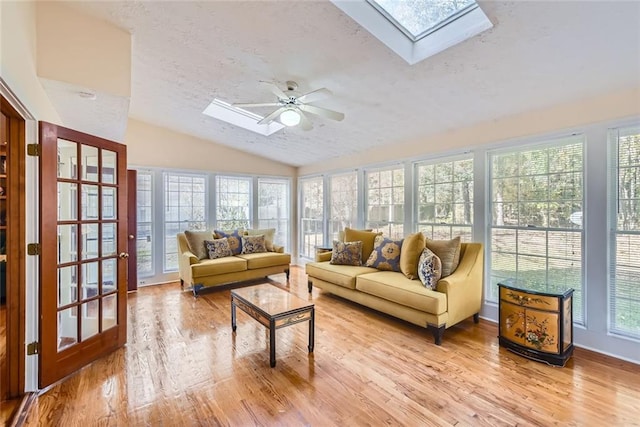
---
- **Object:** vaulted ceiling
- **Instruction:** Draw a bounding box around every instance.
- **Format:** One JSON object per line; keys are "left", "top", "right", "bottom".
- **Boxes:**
{"left": 53, "top": 1, "right": 640, "bottom": 167}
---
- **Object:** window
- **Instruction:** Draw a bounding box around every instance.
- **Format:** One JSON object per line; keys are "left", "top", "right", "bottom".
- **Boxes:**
{"left": 136, "top": 171, "right": 153, "bottom": 277}
{"left": 216, "top": 176, "right": 251, "bottom": 230}
{"left": 366, "top": 167, "right": 404, "bottom": 239}
{"left": 609, "top": 126, "right": 640, "bottom": 339}
{"left": 329, "top": 172, "right": 358, "bottom": 242}
{"left": 258, "top": 178, "right": 290, "bottom": 249}
{"left": 488, "top": 136, "right": 584, "bottom": 324}
{"left": 163, "top": 173, "right": 206, "bottom": 271}
{"left": 415, "top": 156, "right": 473, "bottom": 241}
{"left": 300, "top": 177, "right": 324, "bottom": 259}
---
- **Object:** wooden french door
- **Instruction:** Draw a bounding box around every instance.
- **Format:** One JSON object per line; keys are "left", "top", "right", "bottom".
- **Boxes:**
{"left": 39, "top": 122, "right": 128, "bottom": 388}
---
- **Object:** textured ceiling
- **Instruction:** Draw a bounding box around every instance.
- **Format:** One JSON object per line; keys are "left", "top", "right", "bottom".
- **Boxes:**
{"left": 57, "top": 1, "right": 640, "bottom": 167}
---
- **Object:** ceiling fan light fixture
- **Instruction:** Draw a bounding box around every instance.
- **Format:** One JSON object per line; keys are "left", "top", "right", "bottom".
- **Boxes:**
{"left": 280, "top": 109, "right": 301, "bottom": 127}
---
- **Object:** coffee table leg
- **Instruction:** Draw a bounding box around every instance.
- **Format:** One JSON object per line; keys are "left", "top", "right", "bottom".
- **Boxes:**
{"left": 231, "top": 298, "right": 237, "bottom": 332}
{"left": 308, "top": 308, "right": 315, "bottom": 353}
{"left": 270, "top": 319, "right": 276, "bottom": 367}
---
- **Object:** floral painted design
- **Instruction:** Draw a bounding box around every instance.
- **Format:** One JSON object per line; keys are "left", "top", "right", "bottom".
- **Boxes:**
{"left": 506, "top": 291, "right": 550, "bottom": 307}
{"left": 365, "top": 235, "right": 403, "bottom": 271}
{"left": 507, "top": 312, "right": 556, "bottom": 350}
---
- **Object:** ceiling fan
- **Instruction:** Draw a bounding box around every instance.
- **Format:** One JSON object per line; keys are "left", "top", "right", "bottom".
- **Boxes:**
{"left": 233, "top": 81, "right": 344, "bottom": 131}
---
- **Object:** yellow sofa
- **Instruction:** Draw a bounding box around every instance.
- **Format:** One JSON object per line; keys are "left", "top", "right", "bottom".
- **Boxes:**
{"left": 306, "top": 242, "right": 484, "bottom": 345}
{"left": 177, "top": 232, "right": 291, "bottom": 296}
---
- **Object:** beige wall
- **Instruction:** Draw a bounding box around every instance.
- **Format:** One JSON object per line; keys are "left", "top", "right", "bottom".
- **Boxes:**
{"left": 36, "top": 2, "right": 131, "bottom": 98}
{"left": 125, "top": 119, "right": 296, "bottom": 177}
{"left": 298, "top": 87, "right": 640, "bottom": 176}
{"left": 0, "top": 1, "right": 60, "bottom": 122}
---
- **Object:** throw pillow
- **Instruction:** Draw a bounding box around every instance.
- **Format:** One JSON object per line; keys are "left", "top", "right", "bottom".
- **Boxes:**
{"left": 184, "top": 230, "right": 214, "bottom": 260}
{"left": 245, "top": 228, "right": 275, "bottom": 251}
{"left": 204, "top": 238, "right": 232, "bottom": 259}
{"left": 365, "top": 235, "right": 403, "bottom": 272}
{"left": 399, "top": 232, "right": 426, "bottom": 279}
{"left": 241, "top": 234, "right": 267, "bottom": 254}
{"left": 214, "top": 229, "right": 244, "bottom": 255}
{"left": 330, "top": 240, "right": 363, "bottom": 266}
{"left": 417, "top": 248, "right": 443, "bottom": 290}
{"left": 425, "top": 236, "right": 461, "bottom": 278}
{"left": 338, "top": 228, "right": 373, "bottom": 242}
{"left": 343, "top": 227, "right": 382, "bottom": 265}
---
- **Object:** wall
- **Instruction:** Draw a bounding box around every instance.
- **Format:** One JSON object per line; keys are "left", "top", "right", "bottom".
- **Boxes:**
{"left": 0, "top": 1, "right": 60, "bottom": 123}
{"left": 125, "top": 118, "right": 296, "bottom": 176}
{"left": 298, "top": 87, "right": 640, "bottom": 176}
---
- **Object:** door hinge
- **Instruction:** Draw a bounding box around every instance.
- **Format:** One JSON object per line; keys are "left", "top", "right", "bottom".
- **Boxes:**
{"left": 27, "top": 243, "right": 40, "bottom": 255}
{"left": 27, "top": 144, "right": 40, "bottom": 156}
{"left": 27, "top": 341, "right": 39, "bottom": 355}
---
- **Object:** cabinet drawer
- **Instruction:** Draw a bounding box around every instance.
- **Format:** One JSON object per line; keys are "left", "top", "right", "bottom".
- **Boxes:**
{"left": 500, "top": 286, "right": 559, "bottom": 311}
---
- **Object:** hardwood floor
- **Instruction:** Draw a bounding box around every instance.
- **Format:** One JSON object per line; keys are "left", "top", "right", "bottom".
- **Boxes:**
{"left": 1, "top": 303, "right": 22, "bottom": 425}
{"left": 22, "top": 266, "right": 639, "bottom": 426}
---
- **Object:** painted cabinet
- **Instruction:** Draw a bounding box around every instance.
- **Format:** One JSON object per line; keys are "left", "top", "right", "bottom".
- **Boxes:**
{"left": 498, "top": 279, "right": 574, "bottom": 366}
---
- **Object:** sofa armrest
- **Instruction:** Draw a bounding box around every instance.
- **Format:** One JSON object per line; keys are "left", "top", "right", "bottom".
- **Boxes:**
{"left": 177, "top": 250, "right": 199, "bottom": 286}
{"left": 273, "top": 245, "right": 285, "bottom": 253}
{"left": 436, "top": 243, "right": 484, "bottom": 327}
{"left": 316, "top": 251, "right": 332, "bottom": 262}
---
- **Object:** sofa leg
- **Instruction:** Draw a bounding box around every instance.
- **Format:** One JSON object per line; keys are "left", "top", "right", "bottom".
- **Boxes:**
{"left": 428, "top": 324, "right": 445, "bottom": 345}
{"left": 180, "top": 279, "right": 184, "bottom": 288}
{"left": 285, "top": 268, "right": 290, "bottom": 281}
{"left": 192, "top": 284, "right": 203, "bottom": 298}
{"left": 473, "top": 313, "right": 480, "bottom": 323}
{"left": 308, "top": 280, "right": 313, "bottom": 293}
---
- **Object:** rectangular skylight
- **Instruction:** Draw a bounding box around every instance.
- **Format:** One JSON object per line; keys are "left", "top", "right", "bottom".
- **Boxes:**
{"left": 202, "top": 98, "right": 284, "bottom": 136}
{"left": 368, "top": 0, "right": 475, "bottom": 41}
{"left": 332, "top": 0, "right": 492, "bottom": 65}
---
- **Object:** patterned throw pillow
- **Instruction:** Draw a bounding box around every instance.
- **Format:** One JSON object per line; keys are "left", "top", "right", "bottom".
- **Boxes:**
{"left": 365, "top": 235, "right": 403, "bottom": 272}
{"left": 245, "top": 228, "right": 276, "bottom": 251}
{"left": 330, "top": 240, "right": 363, "bottom": 266}
{"left": 417, "top": 248, "right": 443, "bottom": 290}
{"left": 241, "top": 234, "right": 267, "bottom": 254}
{"left": 214, "top": 229, "right": 244, "bottom": 255}
{"left": 343, "top": 228, "right": 382, "bottom": 265}
{"left": 205, "top": 238, "right": 232, "bottom": 259}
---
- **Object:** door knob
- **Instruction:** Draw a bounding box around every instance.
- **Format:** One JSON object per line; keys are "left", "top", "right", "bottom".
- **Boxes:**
{"left": 119, "top": 252, "right": 129, "bottom": 259}
{"left": 128, "top": 234, "right": 135, "bottom": 240}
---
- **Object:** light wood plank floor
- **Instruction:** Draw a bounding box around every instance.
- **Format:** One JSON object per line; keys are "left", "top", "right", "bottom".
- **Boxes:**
{"left": 22, "top": 266, "right": 639, "bottom": 426}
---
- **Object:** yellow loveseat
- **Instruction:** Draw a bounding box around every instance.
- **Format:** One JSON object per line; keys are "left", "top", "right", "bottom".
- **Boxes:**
{"left": 306, "top": 237, "right": 483, "bottom": 345}
{"left": 177, "top": 232, "right": 291, "bottom": 296}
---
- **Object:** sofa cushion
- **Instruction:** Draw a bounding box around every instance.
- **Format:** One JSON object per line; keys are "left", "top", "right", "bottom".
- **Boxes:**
{"left": 245, "top": 228, "right": 275, "bottom": 251}
{"left": 191, "top": 256, "right": 247, "bottom": 278}
{"left": 205, "top": 238, "right": 232, "bottom": 259}
{"left": 355, "top": 271, "right": 447, "bottom": 314}
{"left": 417, "top": 248, "right": 442, "bottom": 290}
{"left": 344, "top": 227, "right": 382, "bottom": 264}
{"left": 214, "top": 229, "right": 244, "bottom": 255}
{"left": 306, "top": 262, "right": 378, "bottom": 290}
{"left": 330, "top": 240, "right": 363, "bottom": 266}
{"left": 241, "top": 234, "right": 267, "bottom": 254}
{"left": 184, "top": 230, "right": 214, "bottom": 260}
{"left": 426, "top": 236, "right": 461, "bottom": 278}
{"left": 236, "top": 252, "right": 291, "bottom": 269}
{"left": 399, "top": 232, "right": 426, "bottom": 279}
{"left": 365, "top": 235, "right": 403, "bottom": 272}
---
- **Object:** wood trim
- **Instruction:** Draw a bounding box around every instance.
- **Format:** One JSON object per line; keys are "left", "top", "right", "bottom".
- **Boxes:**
{"left": 1, "top": 94, "right": 27, "bottom": 399}
{"left": 127, "top": 169, "right": 137, "bottom": 292}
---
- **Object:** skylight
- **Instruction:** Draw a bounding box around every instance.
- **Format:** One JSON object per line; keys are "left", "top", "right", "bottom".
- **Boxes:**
{"left": 202, "top": 99, "right": 284, "bottom": 136}
{"left": 332, "top": 0, "right": 492, "bottom": 65}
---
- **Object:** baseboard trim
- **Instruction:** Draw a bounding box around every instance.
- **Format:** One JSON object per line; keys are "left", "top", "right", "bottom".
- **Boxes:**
{"left": 9, "top": 392, "right": 37, "bottom": 427}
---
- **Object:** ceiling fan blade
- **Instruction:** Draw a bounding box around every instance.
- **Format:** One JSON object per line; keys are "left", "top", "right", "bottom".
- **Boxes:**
{"left": 299, "top": 104, "right": 345, "bottom": 121}
{"left": 233, "top": 102, "right": 280, "bottom": 108}
{"left": 297, "top": 88, "right": 332, "bottom": 104}
{"left": 260, "top": 81, "right": 289, "bottom": 100}
{"left": 257, "top": 107, "right": 286, "bottom": 125}
{"left": 298, "top": 110, "right": 313, "bottom": 131}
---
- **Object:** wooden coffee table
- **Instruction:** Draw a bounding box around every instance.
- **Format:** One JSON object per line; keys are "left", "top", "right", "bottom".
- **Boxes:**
{"left": 231, "top": 284, "right": 315, "bottom": 367}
